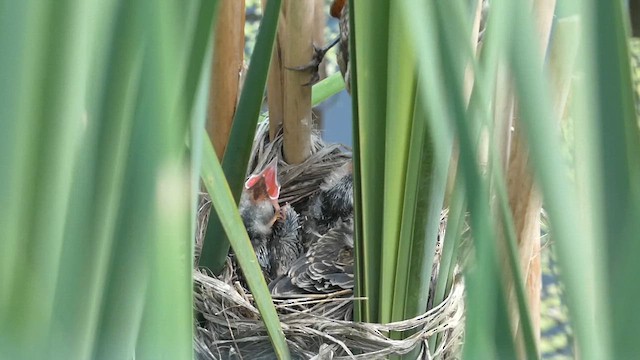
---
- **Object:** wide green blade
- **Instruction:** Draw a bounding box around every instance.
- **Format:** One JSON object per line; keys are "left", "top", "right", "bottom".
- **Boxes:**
{"left": 380, "top": 0, "right": 416, "bottom": 324}
{"left": 351, "top": 0, "right": 390, "bottom": 324}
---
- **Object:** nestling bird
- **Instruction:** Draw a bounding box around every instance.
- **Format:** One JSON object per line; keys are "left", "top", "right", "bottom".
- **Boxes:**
{"left": 270, "top": 218, "right": 354, "bottom": 294}
{"left": 302, "top": 161, "right": 353, "bottom": 250}
{"left": 269, "top": 161, "right": 355, "bottom": 295}
{"left": 238, "top": 158, "right": 302, "bottom": 282}
{"left": 270, "top": 204, "right": 303, "bottom": 278}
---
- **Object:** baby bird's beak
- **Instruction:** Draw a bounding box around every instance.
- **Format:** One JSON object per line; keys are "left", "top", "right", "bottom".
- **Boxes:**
{"left": 261, "top": 158, "right": 281, "bottom": 201}
{"left": 244, "top": 158, "right": 281, "bottom": 210}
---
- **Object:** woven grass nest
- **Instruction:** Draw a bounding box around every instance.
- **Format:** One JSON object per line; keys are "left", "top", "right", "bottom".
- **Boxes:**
{"left": 195, "top": 122, "right": 466, "bottom": 359}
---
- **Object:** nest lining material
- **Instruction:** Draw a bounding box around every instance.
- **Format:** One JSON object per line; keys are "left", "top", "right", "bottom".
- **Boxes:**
{"left": 195, "top": 121, "right": 465, "bottom": 359}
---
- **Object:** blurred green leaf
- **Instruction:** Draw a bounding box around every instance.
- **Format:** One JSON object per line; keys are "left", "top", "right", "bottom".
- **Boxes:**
{"left": 0, "top": 0, "right": 213, "bottom": 358}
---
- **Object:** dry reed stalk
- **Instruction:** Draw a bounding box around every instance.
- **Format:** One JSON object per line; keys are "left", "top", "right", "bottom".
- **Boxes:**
{"left": 523, "top": 13, "right": 580, "bottom": 354}
{"left": 311, "top": 0, "right": 327, "bottom": 129}
{"left": 506, "top": 0, "right": 556, "bottom": 354}
{"left": 207, "top": 0, "right": 245, "bottom": 160}
{"left": 283, "top": 0, "right": 314, "bottom": 164}
{"left": 263, "top": 0, "right": 288, "bottom": 140}
{"left": 505, "top": 126, "right": 543, "bottom": 354}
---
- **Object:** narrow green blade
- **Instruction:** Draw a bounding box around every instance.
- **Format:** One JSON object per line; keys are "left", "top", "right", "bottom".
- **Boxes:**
{"left": 199, "top": 0, "right": 282, "bottom": 273}
{"left": 201, "top": 134, "right": 291, "bottom": 359}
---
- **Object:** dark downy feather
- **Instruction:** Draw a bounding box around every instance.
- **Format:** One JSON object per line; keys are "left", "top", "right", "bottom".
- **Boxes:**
{"left": 302, "top": 161, "right": 353, "bottom": 251}
{"left": 270, "top": 218, "right": 354, "bottom": 295}
{"left": 270, "top": 204, "right": 302, "bottom": 278}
